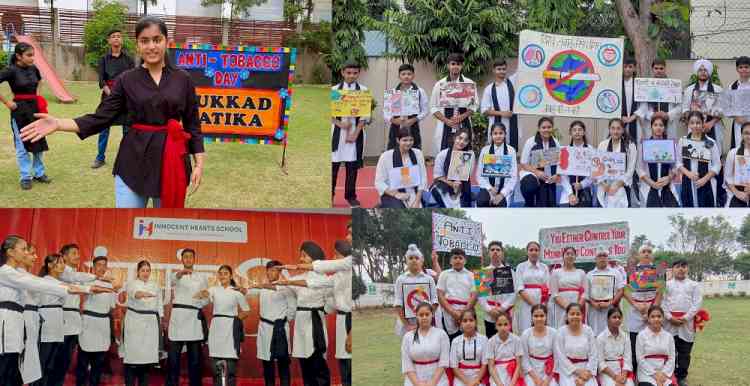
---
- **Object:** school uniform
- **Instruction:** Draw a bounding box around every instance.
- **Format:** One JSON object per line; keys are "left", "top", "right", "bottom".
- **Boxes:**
{"left": 76, "top": 279, "right": 115, "bottom": 386}
{"left": 625, "top": 264, "right": 659, "bottom": 375}
{"left": 484, "top": 332, "right": 523, "bottom": 386}
{"left": 19, "top": 268, "right": 43, "bottom": 385}
{"left": 637, "top": 138, "right": 681, "bottom": 207}
{"left": 385, "top": 83, "right": 429, "bottom": 150}
{"left": 622, "top": 77, "right": 643, "bottom": 144}
{"left": 521, "top": 326, "right": 558, "bottom": 386}
{"left": 635, "top": 99, "right": 682, "bottom": 141}
{"left": 430, "top": 147, "right": 474, "bottom": 208}
{"left": 595, "top": 138, "right": 637, "bottom": 207}
{"left": 401, "top": 327, "right": 450, "bottom": 386}
{"left": 207, "top": 285, "right": 249, "bottom": 386}
{"left": 122, "top": 279, "right": 163, "bottom": 386}
{"left": 251, "top": 285, "right": 295, "bottom": 386}
{"left": 332, "top": 81, "right": 369, "bottom": 203}
{"left": 549, "top": 268, "right": 587, "bottom": 329}
{"left": 596, "top": 328, "right": 635, "bottom": 386}
{"left": 374, "top": 148, "right": 428, "bottom": 208}
{"left": 286, "top": 271, "right": 331, "bottom": 386}
{"left": 0, "top": 266, "right": 71, "bottom": 386}
{"left": 682, "top": 81, "right": 725, "bottom": 151}
{"left": 727, "top": 79, "right": 750, "bottom": 150}
{"left": 394, "top": 271, "right": 438, "bottom": 338}
{"left": 662, "top": 278, "right": 702, "bottom": 383}
{"left": 560, "top": 143, "right": 595, "bottom": 207}
{"left": 37, "top": 275, "right": 72, "bottom": 386}
{"left": 586, "top": 266, "right": 624, "bottom": 336}
{"left": 450, "top": 333, "right": 488, "bottom": 386}
{"left": 436, "top": 268, "right": 475, "bottom": 340}
{"left": 520, "top": 135, "right": 561, "bottom": 207}
{"left": 430, "top": 75, "right": 478, "bottom": 154}
{"left": 676, "top": 134, "right": 721, "bottom": 207}
{"left": 74, "top": 66, "right": 205, "bottom": 208}
{"left": 478, "top": 263, "right": 517, "bottom": 337}
{"left": 480, "top": 75, "right": 519, "bottom": 149}
{"left": 166, "top": 270, "right": 209, "bottom": 386}
{"left": 635, "top": 328, "right": 676, "bottom": 386}
{"left": 723, "top": 146, "right": 750, "bottom": 207}
{"left": 95, "top": 50, "right": 135, "bottom": 163}
{"left": 475, "top": 143, "right": 518, "bottom": 207}
{"left": 515, "top": 259, "right": 550, "bottom": 332}
{"left": 553, "top": 325, "right": 598, "bottom": 386}
{"left": 60, "top": 266, "right": 97, "bottom": 385}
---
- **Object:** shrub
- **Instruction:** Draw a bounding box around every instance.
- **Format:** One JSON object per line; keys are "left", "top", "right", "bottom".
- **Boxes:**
{"left": 83, "top": 0, "right": 134, "bottom": 69}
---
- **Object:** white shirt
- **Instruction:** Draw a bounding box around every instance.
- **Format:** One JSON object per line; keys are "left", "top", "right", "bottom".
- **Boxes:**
{"left": 126, "top": 279, "right": 163, "bottom": 316}
{"left": 724, "top": 146, "right": 750, "bottom": 205}
{"left": 635, "top": 327, "right": 676, "bottom": 383}
{"left": 433, "top": 148, "right": 475, "bottom": 181}
{"left": 374, "top": 149, "right": 429, "bottom": 196}
{"left": 586, "top": 266, "right": 624, "bottom": 300}
{"left": 596, "top": 328, "right": 633, "bottom": 374}
{"left": 476, "top": 143, "right": 518, "bottom": 199}
{"left": 559, "top": 143, "right": 594, "bottom": 205}
{"left": 515, "top": 260, "right": 550, "bottom": 294}
{"left": 553, "top": 325, "right": 598, "bottom": 376}
{"left": 168, "top": 270, "right": 209, "bottom": 341}
{"left": 728, "top": 79, "right": 750, "bottom": 149}
{"left": 383, "top": 84, "right": 429, "bottom": 122}
{"left": 662, "top": 278, "right": 702, "bottom": 342}
{"left": 207, "top": 285, "right": 250, "bottom": 359}
{"left": 481, "top": 75, "right": 517, "bottom": 142}
{"left": 519, "top": 136, "right": 561, "bottom": 179}
{"left": 521, "top": 326, "right": 557, "bottom": 376}
{"left": 38, "top": 275, "right": 69, "bottom": 343}
{"left": 682, "top": 81, "right": 725, "bottom": 150}
{"left": 437, "top": 268, "right": 475, "bottom": 303}
{"left": 635, "top": 99, "right": 682, "bottom": 139}
{"left": 596, "top": 139, "right": 638, "bottom": 186}
{"left": 450, "top": 333, "right": 489, "bottom": 368}
{"left": 332, "top": 82, "right": 369, "bottom": 163}
{"left": 209, "top": 285, "right": 248, "bottom": 317}
{"left": 401, "top": 327, "right": 450, "bottom": 375}
{"left": 676, "top": 135, "right": 721, "bottom": 207}
{"left": 430, "top": 75, "right": 479, "bottom": 156}
{"left": 308, "top": 256, "right": 352, "bottom": 313}
{"left": 60, "top": 265, "right": 97, "bottom": 336}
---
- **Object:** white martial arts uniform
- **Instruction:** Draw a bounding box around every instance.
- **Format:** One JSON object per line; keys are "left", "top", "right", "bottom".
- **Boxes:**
{"left": 401, "top": 327, "right": 450, "bottom": 386}
{"left": 450, "top": 333, "right": 488, "bottom": 386}
{"left": 635, "top": 101, "right": 682, "bottom": 140}
{"left": 432, "top": 148, "right": 475, "bottom": 208}
{"left": 478, "top": 264, "right": 517, "bottom": 327}
{"left": 480, "top": 75, "right": 517, "bottom": 144}
{"left": 38, "top": 275, "right": 67, "bottom": 344}
{"left": 554, "top": 325, "right": 599, "bottom": 386}
{"left": 676, "top": 135, "right": 721, "bottom": 207}
{"left": 331, "top": 82, "right": 369, "bottom": 164}
{"left": 559, "top": 143, "right": 595, "bottom": 206}
{"left": 287, "top": 271, "right": 330, "bottom": 359}
{"left": 79, "top": 279, "right": 116, "bottom": 352}
{"left": 515, "top": 260, "right": 550, "bottom": 332}
{"left": 252, "top": 286, "right": 296, "bottom": 361}
{"left": 635, "top": 328, "right": 676, "bottom": 385}
{"left": 586, "top": 266, "right": 625, "bottom": 336}
{"left": 394, "top": 271, "right": 438, "bottom": 337}
{"left": 309, "top": 256, "right": 353, "bottom": 359}
{"left": 549, "top": 268, "right": 587, "bottom": 328}
{"left": 723, "top": 146, "right": 750, "bottom": 206}
{"left": 207, "top": 285, "right": 249, "bottom": 359}
{"left": 168, "top": 270, "right": 209, "bottom": 342}
{"left": 122, "top": 279, "right": 163, "bottom": 365}
{"left": 596, "top": 138, "right": 638, "bottom": 208}
{"left": 521, "top": 326, "right": 558, "bottom": 386}
{"left": 374, "top": 148, "right": 429, "bottom": 206}
{"left": 430, "top": 75, "right": 479, "bottom": 156}
{"left": 662, "top": 278, "right": 702, "bottom": 343}
{"left": 476, "top": 143, "right": 518, "bottom": 207}
{"left": 597, "top": 328, "right": 635, "bottom": 386}
{"left": 484, "top": 332, "right": 523, "bottom": 386}
{"left": 60, "top": 265, "right": 96, "bottom": 339}
{"left": 17, "top": 268, "right": 51, "bottom": 384}
{"left": 436, "top": 268, "right": 475, "bottom": 336}
{"left": 682, "top": 81, "right": 725, "bottom": 151}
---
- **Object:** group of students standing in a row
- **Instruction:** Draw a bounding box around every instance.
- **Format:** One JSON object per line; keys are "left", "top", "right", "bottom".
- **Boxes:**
{"left": 394, "top": 241, "right": 702, "bottom": 386}
{"left": 0, "top": 231, "right": 353, "bottom": 386}
{"left": 332, "top": 52, "right": 750, "bottom": 209}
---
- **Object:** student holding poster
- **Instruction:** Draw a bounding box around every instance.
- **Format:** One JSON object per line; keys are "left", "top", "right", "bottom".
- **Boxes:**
{"left": 597, "top": 118, "right": 637, "bottom": 208}
{"left": 637, "top": 117, "right": 681, "bottom": 207}
{"left": 723, "top": 122, "right": 750, "bottom": 207}
{"left": 437, "top": 248, "right": 477, "bottom": 341}
{"left": 481, "top": 59, "right": 518, "bottom": 149}
{"left": 520, "top": 117, "right": 561, "bottom": 207}
{"left": 662, "top": 260, "right": 702, "bottom": 386}
{"left": 516, "top": 241, "right": 550, "bottom": 332}
{"left": 586, "top": 251, "right": 624, "bottom": 336}
{"left": 476, "top": 123, "right": 518, "bottom": 207}
{"left": 385, "top": 64, "right": 429, "bottom": 150}
{"left": 431, "top": 129, "right": 474, "bottom": 208}
{"left": 635, "top": 59, "right": 683, "bottom": 140}
{"left": 727, "top": 56, "right": 750, "bottom": 151}
{"left": 431, "top": 53, "right": 478, "bottom": 152}
{"left": 682, "top": 59, "right": 725, "bottom": 152}
{"left": 677, "top": 111, "right": 721, "bottom": 207}
{"left": 622, "top": 57, "right": 641, "bottom": 145}
{"left": 549, "top": 247, "right": 587, "bottom": 329}
{"left": 560, "top": 121, "right": 594, "bottom": 207}
{"left": 394, "top": 245, "right": 439, "bottom": 338}
{"left": 479, "top": 241, "right": 517, "bottom": 338}
{"left": 375, "top": 127, "right": 428, "bottom": 208}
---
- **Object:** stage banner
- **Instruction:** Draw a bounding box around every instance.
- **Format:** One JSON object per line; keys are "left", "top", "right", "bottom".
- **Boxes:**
{"left": 539, "top": 221, "right": 629, "bottom": 264}
{"left": 432, "top": 212, "right": 483, "bottom": 256}
{"left": 170, "top": 43, "right": 295, "bottom": 145}
{"left": 514, "top": 30, "right": 624, "bottom": 119}
{"left": 133, "top": 217, "right": 248, "bottom": 243}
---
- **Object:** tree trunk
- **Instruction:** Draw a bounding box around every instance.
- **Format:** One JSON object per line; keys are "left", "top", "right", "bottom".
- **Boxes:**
{"left": 615, "top": 0, "right": 657, "bottom": 77}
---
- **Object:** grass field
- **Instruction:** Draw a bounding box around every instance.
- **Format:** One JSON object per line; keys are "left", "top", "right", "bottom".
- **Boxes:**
{"left": 0, "top": 81, "right": 329, "bottom": 208}
{"left": 354, "top": 297, "right": 750, "bottom": 386}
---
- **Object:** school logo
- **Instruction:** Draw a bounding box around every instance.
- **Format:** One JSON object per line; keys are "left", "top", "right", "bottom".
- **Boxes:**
{"left": 521, "top": 44, "right": 545, "bottom": 68}
{"left": 137, "top": 219, "right": 154, "bottom": 237}
{"left": 596, "top": 89, "right": 620, "bottom": 113}
{"left": 597, "top": 44, "right": 621, "bottom": 67}
{"left": 543, "top": 50, "right": 600, "bottom": 105}
{"left": 518, "top": 85, "right": 543, "bottom": 109}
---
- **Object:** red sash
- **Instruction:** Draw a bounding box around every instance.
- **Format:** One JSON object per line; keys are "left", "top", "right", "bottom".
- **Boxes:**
{"left": 413, "top": 358, "right": 439, "bottom": 365}
{"left": 529, "top": 354, "right": 555, "bottom": 377}
{"left": 458, "top": 362, "right": 482, "bottom": 370}
{"left": 645, "top": 354, "right": 678, "bottom": 384}
{"left": 13, "top": 94, "right": 48, "bottom": 114}
{"left": 524, "top": 284, "right": 550, "bottom": 304}
{"left": 493, "top": 358, "right": 526, "bottom": 386}
{"left": 105, "top": 79, "right": 115, "bottom": 88}
{"left": 132, "top": 119, "right": 191, "bottom": 208}
{"left": 559, "top": 287, "right": 586, "bottom": 320}
{"left": 567, "top": 356, "right": 588, "bottom": 364}
{"left": 604, "top": 357, "right": 635, "bottom": 380}
{"left": 447, "top": 298, "right": 469, "bottom": 307}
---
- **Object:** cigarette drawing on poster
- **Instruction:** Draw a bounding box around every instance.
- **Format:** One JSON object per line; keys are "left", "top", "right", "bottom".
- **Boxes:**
{"left": 383, "top": 89, "right": 420, "bottom": 117}
{"left": 438, "top": 82, "right": 477, "bottom": 108}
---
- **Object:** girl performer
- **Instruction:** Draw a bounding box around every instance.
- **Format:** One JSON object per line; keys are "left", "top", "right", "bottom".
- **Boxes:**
{"left": 637, "top": 117, "right": 680, "bottom": 207}
{"left": 548, "top": 247, "right": 587, "bottom": 329}
{"left": 724, "top": 121, "right": 750, "bottom": 207}
{"left": 485, "top": 312, "right": 523, "bottom": 386}
{"left": 476, "top": 123, "right": 518, "bottom": 207}
{"left": 560, "top": 121, "right": 594, "bottom": 207}
{"left": 122, "top": 260, "right": 163, "bottom": 386}
{"left": 375, "top": 127, "right": 428, "bottom": 208}
{"left": 401, "top": 302, "right": 450, "bottom": 386}
{"left": 677, "top": 111, "right": 721, "bottom": 207}
{"left": 597, "top": 118, "right": 637, "bottom": 208}
{"left": 516, "top": 242, "right": 550, "bottom": 332}
{"left": 431, "top": 129, "right": 474, "bottom": 207}
{"left": 450, "top": 309, "right": 489, "bottom": 386}
{"left": 519, "top": 117, "right": 561, "bottom": 207}
{"left": 521, "top": 305, "right": 558, "bottom": 386}
{"left": 635, "top": 306, "right": 676, "bottom": 386}
{"left": 553, "top": 303, "right": 598, "bottom": 386}
{"left": 596, "top": 308, "right": 634, "bottom": 386}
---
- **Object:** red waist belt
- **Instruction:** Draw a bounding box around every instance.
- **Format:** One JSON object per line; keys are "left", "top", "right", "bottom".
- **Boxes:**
{"left": 530, "top": 354, "right": 555, "bottom": 377}
{"left": 645, "top": 354, "right": 668, "bottom": 362}
{"left": 493, "top": 358, "right": 525, "bottom": 386}
{"left": 524, "top": 284, "right": 550, "bottom": 304}
{"left": 105, "top": 80, "right": 115, "bottom": 88}
{"left": 604, "top": 357, "right": 635, "bottom": 380}
{"left": 13, "top": 94, "right": 48, "bottom": 114}
{"left": 446, "top": 298, "right": 469, "bottom": 306}
{"left": 413, "top": 358, "right": 439, "bottom": 365}
{"left": 457, "top": 362, "right": 481, "bottom": 370}
{"left": 567, "top": 356, "right": 588, "bottom": 364}
{"left": 670, "top": 311, "right": 686, "bottom": 318}
{"left": 132, "top": 119, "right": 191, "bottom": 208}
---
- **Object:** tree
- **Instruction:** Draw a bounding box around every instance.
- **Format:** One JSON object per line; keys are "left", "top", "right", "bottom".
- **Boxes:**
{"left": 737, "top": 214, "right": 750, "bottom": 251}
{"left": 352, "top": 271, "right": 367, "bottom": 301}
{"left": 330, "top": 0, "right": 368, "bottom": 82}
{"left": 201, "top": 0, "right": 270, "bottom": 20}
{"left": 83, "top": 0, "right": 135, "bottom": 69}
{"left": 734, "top": 253, "right": 750, "bottom": 280}
{"left": 630, "top": 234, "right": 649, "bottom": 259}
{"left": 667, "top": 214, "right": 738, "bottom": 281}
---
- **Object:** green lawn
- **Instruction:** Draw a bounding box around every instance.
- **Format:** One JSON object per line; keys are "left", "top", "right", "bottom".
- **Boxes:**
{"left": 0, "top": 81, "right": 329, "bottom": 207}
{"left": 354, "top": 297, "right": 750, "bottom": 386}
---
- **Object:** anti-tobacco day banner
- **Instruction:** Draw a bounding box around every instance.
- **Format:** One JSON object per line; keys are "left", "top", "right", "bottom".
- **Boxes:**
{"left": 170, "top": 43, "right": 295, "bottom": 144}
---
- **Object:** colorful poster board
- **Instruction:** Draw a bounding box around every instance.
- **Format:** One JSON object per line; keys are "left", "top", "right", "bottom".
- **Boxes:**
{"left": 626, "top": 262, "right": 667, "bottom": 293}
{"left": 388, "top": 165, "right": 421, "bottom": 190}
{"left": 448, "top": 151, "right": 474, "bottom": 181}
{"left": 474, "top": 267, "right": 514, "bottom": 298}
{"left": 642, "top": 139, "right": 677, "bottom": 163}
{"left": 482, "top": 154, "right": 514, "bottom": 177}
{"left": 681, "top": 139, "right": 712, "bottom": 163}
{"left": 591, "top": 151, "right": 626, "bottom": 181}
{"left": 558, "top": 146, "right": 594, "bottom": 176}
{"left": 402, "top": 282, "right": 434, "bottom": 319}
{"left": 539, "top": 221, "right": 630, "bottom": 264}
{"left": 530, "top": 147, "right": 561, "bottom": 168}
{"left": 331, "top": 89, "right": 373, "bottom": 117}
{"left": 384, "top": 89, "right": 421, "bottom": 117}
{"left": 634, "top": 78, "right": 683, "bottom": 104}
{"left": 688, "top": 90, "right": 722, "bottom": 116}
{"left": 432, "top": 212, "right": 482, "bottom": 256}
{"left": 438, "top": 82, "right": 477, "bottom": 108}
{"left": 170, "top": 44, "right": 294, "bottom": 144}
{"left": 514, "top": 30, "right": 624, "bottom": 118}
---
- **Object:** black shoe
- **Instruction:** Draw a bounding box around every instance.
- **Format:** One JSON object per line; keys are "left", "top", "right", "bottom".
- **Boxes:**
{"left": 347, "top": 198, "right": 361, "bottom": 208}
{"left": 91, "top": 159, "right": 106, "bottom": 169}
{"left": 33, "top": 175, "right": 52, "bottom": 183}
{"left": 20, "top": 180, "right": 32, "bottom": 190}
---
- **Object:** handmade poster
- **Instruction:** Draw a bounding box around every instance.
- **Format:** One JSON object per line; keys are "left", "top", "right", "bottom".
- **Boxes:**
{"left": 626, "top": 262, "right": 667, "bottom": 293}
{"left": 383, "top": 89, "right": 421, "bottom": 117}
{"left": 448, "top": 151, "right": 474, "bottom": 181}
{"left": 681, "top": 139, "right": 712, "bottom": 163}
{"left": 722, "top": 89, "right": 750, "bottom": 117}
{"left": 634, "top": 78, "right": 683, "bottom": 104}
{"left": 432, "top": 212, "right": 483, "bottom": 256}
{"left": 642, "top": 139, "right": 677, "bottom": 163}
{"left": 475, "top": 270, "right": 493, "bottom": 298}
{"left": 591, "top": 151, "right": 626, "bottom": 181}
{"left": 539, "top": 221, "right": 629, "bottom": 264}
{"left": 438, "top": 82, "right": 477, "bottom": 108}
{"left": 735, "top": 155, "right": 750, "bottom": 184}
{"left": 590, "top": 274, "right": 616, "bottom": 301}
{"left": 530, "top": 147, "right": 561, "bottom": 168}
{"left": 490, "top": 266, "right": 515, "bottom": 295}
{"left": 558, "top": 146, "right": 594, "bottom": 176}
{"left": 482, "top": 154, "right": 514, "bottom": 177}
{"left": 331, "top": 89, "right": 373, "bottom": 117}
{"left": 388, "top": 165, "right": 421, "bottom": 190}
{"left": 689, "top": 90, "right": 722, "bottom": 116}
{"left": 402, "top": 282, "right": 434, "bottom": 319}
{"left": 514, "top": 30, "right": 624, "bottom": 119}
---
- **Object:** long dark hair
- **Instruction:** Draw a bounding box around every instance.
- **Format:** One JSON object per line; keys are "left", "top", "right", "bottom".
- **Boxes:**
{"left": 218, "top": 264, "right": 238, "bottom": 288}
{"left": 1, "top": 235, "right": 25, "bottom": 266}
{"left": 300, "top": 241, "right": 325, "bottom": 261}
{"left": 10, "top": 43, "right": 33, "bottom": 66}
{"left": 134, "top": 16, "right": 175, "bottom": 69}
{"left": 39, "top": 253, "right": 63, "bottom": 277}
{"left": 412, "top": 302, "right": 434, "bottom": 344}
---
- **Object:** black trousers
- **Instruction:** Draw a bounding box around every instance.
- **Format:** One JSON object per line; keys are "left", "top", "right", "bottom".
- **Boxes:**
{"left": 729, "top": 195, "right": 750, "bottom": 207}
{"left": 0, "top": 353, "right": 22, "bottom": 386}
{"left": 484, "top": 320, "right": 497, "bottom": 339}
{"left": 124, "top": 364, "right": 152, "bottom": 386}
{"left": 338, "top": 358, "right": 351, "bottom": 386}
{"left": 476, "top": 188, "right": 507, "bottom": 207}
{"left": 167, "top": 339, "right": 203, "bottom": 386}
{"left": 75, "top": 348, "right": 107, "bottom": 386}
{"left": 298, "top": 351, "right": 331, "bottom": 386}
{"left": 520, "top": 175, "right": 557, "bottom": 207}
{"left": 645, "top": 187, "right": 680, "bottom": 207}
{"left": 332, "top": 162, "right": 358, "bottom": 200}
{"left": 630, "top": 332, "right": 639, "bottom": 376}
{"left": 35, "top": 341, "right": 66, "bottom": 386}
{"left": 674, "top": 335, "right": 694, "bottom": 381}
{"left": 211, "top": 358, "right": 237, "bottom": 386}
{"left": 380, "top": 194, "right": 407, "bottom": 208}
{"left": 262, "top": 358, "right": 291, "bottom": 386}
{"left": 62, "top": 334, "right": 79, "bottom": 380}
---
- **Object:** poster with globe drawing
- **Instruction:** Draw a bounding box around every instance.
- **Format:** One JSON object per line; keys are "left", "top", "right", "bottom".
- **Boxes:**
{"left": 514, "top": 30, "right": 624, "bottom": 119}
